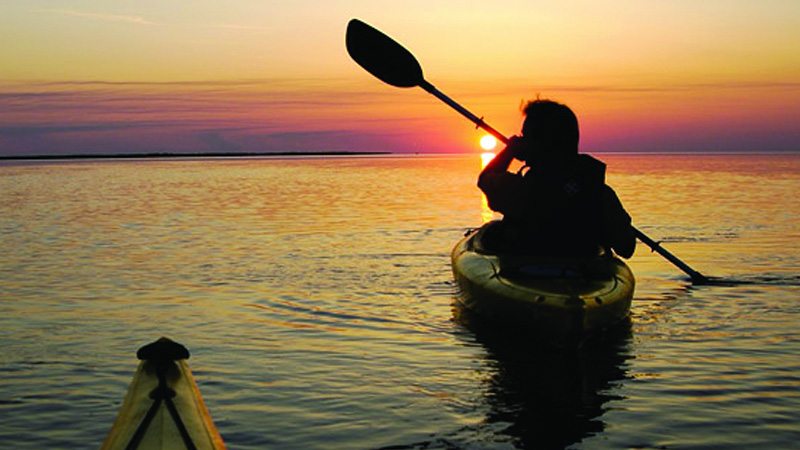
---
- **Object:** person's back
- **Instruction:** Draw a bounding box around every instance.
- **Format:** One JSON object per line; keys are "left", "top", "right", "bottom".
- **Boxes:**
{"left": 478, "top": 99, "right": 635, "bottom": 258}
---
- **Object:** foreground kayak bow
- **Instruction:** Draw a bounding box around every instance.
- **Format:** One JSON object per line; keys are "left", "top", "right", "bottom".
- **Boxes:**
{"left": 101, "top": 338, "right": 226, "bottom": 450}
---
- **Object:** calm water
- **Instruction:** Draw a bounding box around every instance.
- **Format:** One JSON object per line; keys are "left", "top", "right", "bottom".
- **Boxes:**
{"left": 1, "top": 154, "right": 799, "bottom": 449}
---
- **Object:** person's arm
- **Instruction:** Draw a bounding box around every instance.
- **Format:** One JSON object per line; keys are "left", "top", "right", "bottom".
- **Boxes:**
{"left": 481, "top": 140, "right": 516, "bottom": 174}
{"left": 602, "top": 185, "right": 636, "bottom": 258}
{"left": 477, "top": 136, "right": 527, "bottom": 216}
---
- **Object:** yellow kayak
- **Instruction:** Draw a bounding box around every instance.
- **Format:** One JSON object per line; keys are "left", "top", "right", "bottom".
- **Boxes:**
{"left": 101, "top": 338, "right": 226, "bottom": 450}
{"left": 452, "top": 221, "right": 635, "bottom": 340}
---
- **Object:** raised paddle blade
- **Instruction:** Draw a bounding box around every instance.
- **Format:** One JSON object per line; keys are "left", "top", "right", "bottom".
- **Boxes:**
{"left": 346, "top": 19, "right": 423, "bottom": 88}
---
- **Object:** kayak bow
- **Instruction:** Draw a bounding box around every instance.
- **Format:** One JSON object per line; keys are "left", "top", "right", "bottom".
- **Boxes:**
{"left": 101, "top": 338, "right": 225, "bottom": 450}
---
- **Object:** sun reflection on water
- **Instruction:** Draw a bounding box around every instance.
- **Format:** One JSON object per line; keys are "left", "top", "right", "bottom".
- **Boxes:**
{"left": 479, "top": 152, "right": 497, "bottom": 223}
{"left": 480, "top": 151, "right": 496, "bottom": 168}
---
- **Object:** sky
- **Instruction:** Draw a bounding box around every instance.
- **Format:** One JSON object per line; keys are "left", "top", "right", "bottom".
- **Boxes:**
{"left": 1, "top": 0, "right": 799, "bottom": 156}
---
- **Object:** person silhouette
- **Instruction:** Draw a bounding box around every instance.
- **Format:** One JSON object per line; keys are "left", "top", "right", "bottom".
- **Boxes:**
{"left": 478, "top": 99, "right": 635, "bottom": 258}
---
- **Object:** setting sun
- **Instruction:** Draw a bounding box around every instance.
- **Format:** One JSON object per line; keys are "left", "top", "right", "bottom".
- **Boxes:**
{"left": 480, "top": 135, "right": 497, "bottom": 151}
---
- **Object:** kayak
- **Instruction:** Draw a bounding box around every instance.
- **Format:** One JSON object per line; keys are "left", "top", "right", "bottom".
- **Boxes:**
{"left": 451, "top": 221, "right": 635, "bottom": 340}
{"left": 101, "top": 338, "right": 226, "bottom": 450}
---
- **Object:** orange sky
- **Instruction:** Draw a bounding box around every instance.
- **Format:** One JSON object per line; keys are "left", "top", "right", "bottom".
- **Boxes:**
{"left": 1, "top": 1, "right": 799, "bottom": 156}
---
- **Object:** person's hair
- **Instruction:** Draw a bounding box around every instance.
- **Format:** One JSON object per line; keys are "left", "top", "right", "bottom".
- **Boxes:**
{"left": 521, "top": 99, "right": 580, "bottom": 155}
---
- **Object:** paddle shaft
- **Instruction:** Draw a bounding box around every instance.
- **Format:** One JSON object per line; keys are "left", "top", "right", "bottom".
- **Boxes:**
{"left": 634, "top": 228, "right": 708, "bottom": 283}
{"left": 419, "top": 79, "right": 708, "bottom": 283}
{"left": 420, "top": 81, "right": 509, "bottom": 145}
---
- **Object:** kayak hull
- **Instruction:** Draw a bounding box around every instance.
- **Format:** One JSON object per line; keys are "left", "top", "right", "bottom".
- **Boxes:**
{"left": 451, "top": 222, "right": 635, "bottom": 341}
{"left": 102, "top": 341, "right": 225, "bottom": 450}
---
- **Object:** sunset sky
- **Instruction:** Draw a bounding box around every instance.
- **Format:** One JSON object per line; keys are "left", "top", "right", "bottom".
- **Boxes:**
{"left": 1, "top": 1, "right": 799, "bottom": 156}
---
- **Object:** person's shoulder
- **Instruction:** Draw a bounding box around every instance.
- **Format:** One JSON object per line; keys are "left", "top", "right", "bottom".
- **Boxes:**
{"left": 576, "top": 154, "right": 606, "bottom": 184}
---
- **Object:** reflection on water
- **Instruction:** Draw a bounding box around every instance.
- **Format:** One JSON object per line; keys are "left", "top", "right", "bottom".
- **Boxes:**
{"left": 480, "top": 151, "right": 496, "bottom": 168}
{"left": 479, "top": 151, "right": 497, "bottom": 223}
{"left": 454, "top": 305, "right": 632, "bottom": 449}
{"left": 481, "top": 194, "right": 495, "bottom": 224}
{"left": 1, "top": 154, "right": 799, "bottom": 449}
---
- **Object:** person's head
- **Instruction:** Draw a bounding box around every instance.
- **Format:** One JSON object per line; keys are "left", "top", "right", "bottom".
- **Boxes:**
{"left": 519, "top": 99, "right": 579, "bottom": 164}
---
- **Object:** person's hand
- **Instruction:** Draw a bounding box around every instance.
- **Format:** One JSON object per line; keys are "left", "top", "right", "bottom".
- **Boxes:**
{"left": 505, "top": 135, "right": 528, "bottom": 160}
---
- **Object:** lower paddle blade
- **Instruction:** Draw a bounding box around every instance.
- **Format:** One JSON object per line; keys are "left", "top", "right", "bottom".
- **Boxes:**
{"left": 346, "top": 19, "right": 424, "bottom": 88}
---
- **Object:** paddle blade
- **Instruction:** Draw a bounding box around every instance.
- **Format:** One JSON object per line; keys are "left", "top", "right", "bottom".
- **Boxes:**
{"left": 346, "top": 19, "right": 423, "bottom": 88}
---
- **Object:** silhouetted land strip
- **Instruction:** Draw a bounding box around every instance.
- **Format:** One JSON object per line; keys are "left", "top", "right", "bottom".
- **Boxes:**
{"left": 0, "top": 151, "right": 390, "bottom": 161}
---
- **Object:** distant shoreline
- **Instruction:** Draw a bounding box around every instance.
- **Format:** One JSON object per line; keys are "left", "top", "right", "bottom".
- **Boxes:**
{"left": 0, "top": 151, "right": 391, "bottom": 161}
{"left": 1, "top": 150, "right": 797, "bottom": 161}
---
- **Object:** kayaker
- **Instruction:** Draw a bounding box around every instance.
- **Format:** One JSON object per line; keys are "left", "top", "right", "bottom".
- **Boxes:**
{"left": 478, "top": 99, "right": 636, "bottom": 258}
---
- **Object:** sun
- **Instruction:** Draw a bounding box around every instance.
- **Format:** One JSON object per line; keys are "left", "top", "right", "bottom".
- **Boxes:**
{"left": 480, "top": 134, "right": 497, "bottom": 151}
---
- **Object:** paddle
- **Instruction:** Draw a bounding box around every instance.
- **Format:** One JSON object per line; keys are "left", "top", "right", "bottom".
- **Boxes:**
{"left": 346, "top": 18, "right": 709, "bottom": 284}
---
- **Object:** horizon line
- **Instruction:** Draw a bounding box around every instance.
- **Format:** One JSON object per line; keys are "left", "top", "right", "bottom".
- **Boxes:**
{"left": 2, "top": 149, "right": 799, "bottom": 162}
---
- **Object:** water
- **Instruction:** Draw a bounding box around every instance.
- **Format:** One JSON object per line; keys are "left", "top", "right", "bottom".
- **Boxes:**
{"left": 1, "top": 154, "right": 799, "bottom": 449}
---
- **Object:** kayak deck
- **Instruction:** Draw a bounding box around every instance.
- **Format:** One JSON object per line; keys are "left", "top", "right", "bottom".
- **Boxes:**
{"left": 451, "top": 222, "right": 635, "bottom": 339}
{"left": 102, "top": 338, "right": 225, "bottom": 450}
